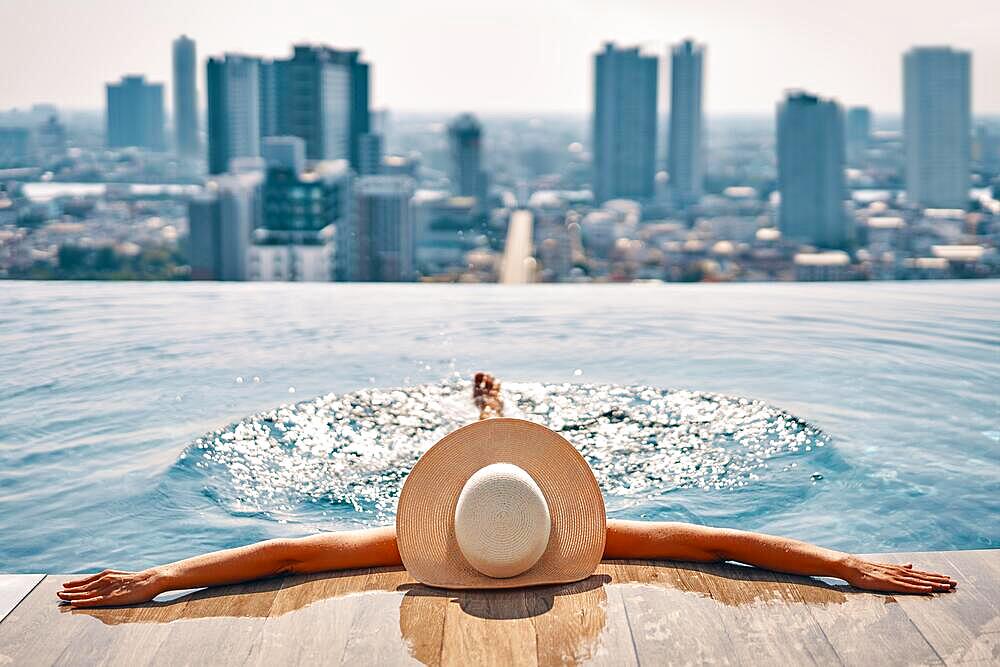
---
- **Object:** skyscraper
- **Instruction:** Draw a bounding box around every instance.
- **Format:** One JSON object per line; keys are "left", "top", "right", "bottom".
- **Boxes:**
{"left": 592, "top": 43, "right": 658, "bottom": 204}
{"left": 172, "top": 35, "right": 199, "bottom": 158}
{"left": 0, "top": 128, "right": 32, "bottom": 168}
{"left": 340, "top": 175, "right": 416, "bottom": 281}
{"left": 106, "top": 75, "right": 165, "bottom": 151}
{"left": 35, "top": 115, "right": 67, "bottom": 164}
{"left": 206, "top": 55, "right": 261, "bottom": 174}
{"left": 414, "top": 192, "right": 480, "bottom": 276}
{"left": 447, "top": 113, "right": 488, "bottom": 205}
{"left": 776, "top": 91, "right": 851, "bottom": 249}
{"left": 261, "top": 136, "right": 306, "bottom": 174}
{"left": 187, "top": 171, "right": 263, "bottom": 280}
{"left": 247, "top": 157, "right": 350, "bottom": 281}
{"left": 258, "top": 59, "right": 279, "bottom": 140}
{"left": 274, "top": 45, "right": 370, "bottom": 169}
{"left": 845, "top": 106, "right": 871, "bottom": 166}
{"left": 667, "top": 39, "right": 704, "bottom": 208}
{"left": 903, "top": 46, "right": 972, "bottom": 209}
{"left": 358, "top": 132, "right": 383, "bottom": 176}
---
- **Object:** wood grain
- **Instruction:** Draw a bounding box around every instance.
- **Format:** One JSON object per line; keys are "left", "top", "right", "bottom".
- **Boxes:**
{"left": 878, "top": 552, "right": 1000, "bottom": 665}
{"left": 0, "top": 574, "right": 43, "bottom": 624}
{"left": 0, "top": 551, "right": 995, "bottom": 666}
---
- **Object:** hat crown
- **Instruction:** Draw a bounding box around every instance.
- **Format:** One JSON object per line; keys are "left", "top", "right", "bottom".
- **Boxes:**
{"left": 453, "top": 463, "right": 551, "bottom": 579}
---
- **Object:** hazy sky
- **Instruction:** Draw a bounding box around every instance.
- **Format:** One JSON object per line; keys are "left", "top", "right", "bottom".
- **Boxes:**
{"left": 4, "top": 0, "right": 997, "bottom": 115}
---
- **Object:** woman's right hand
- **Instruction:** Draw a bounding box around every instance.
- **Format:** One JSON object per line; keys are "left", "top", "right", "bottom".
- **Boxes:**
{"left": 57, "top": 569, "right": 164, "bottom": 607}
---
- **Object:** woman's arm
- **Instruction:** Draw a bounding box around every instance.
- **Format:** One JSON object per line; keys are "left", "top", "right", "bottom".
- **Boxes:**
{"left": 57, "top": 526, "right": 401, "bottom": 608}
{"left": 604, "top": 520, "right": 956, "bottom": 594}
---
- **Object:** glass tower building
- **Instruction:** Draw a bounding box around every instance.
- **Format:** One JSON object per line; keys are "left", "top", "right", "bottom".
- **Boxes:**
{"left": 172, "top": 35, "right": 199, "bottom": 158}
{"left": 667, "top": 39, "right": 705, "bottom": 208}
{"left": 903, "top": 46, "right": 971, "bottom": 209}
{"left": 776, "top": 91, "right": 851, "bottom": 249}
{"left": 592, "top": 43, "right": 658, "bottom": 204}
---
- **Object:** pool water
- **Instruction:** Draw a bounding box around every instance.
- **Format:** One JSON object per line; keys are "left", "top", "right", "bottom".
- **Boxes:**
{"left": 0, "top": 281, "right": 997, "bottom": 573}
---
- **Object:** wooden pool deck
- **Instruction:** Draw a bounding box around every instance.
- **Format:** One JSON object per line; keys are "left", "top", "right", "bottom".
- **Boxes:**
{"left": 0, "top": 550, "right": 996, "bottom": 666}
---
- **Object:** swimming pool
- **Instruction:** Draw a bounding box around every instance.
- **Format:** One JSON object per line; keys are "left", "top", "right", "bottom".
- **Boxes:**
{"left": 1, "top": 281, "right": 997, "bottom": 573}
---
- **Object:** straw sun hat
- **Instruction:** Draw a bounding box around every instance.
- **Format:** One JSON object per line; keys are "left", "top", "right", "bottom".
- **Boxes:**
{"left": 396, "top": 418, "right": 606, "bottom": 589}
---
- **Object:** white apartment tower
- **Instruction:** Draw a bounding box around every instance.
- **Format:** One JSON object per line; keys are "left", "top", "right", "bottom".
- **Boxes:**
{"left": 903, "top": 47, "right": 972, "bottom": 209}
{"left": 667, "top": 39, "right": 705, "bottom": 208}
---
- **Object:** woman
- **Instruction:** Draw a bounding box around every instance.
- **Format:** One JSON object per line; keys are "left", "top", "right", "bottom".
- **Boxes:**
{"left": 58, "top": 373, "right": 956, "bottom": 607}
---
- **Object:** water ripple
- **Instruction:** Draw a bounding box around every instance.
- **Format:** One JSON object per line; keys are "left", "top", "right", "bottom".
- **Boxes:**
{"left": 176, "top": 380, "right": 831, "bottom": 525}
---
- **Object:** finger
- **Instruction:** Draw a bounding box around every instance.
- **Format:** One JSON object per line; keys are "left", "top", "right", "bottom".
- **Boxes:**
{"left": 897, "top": 575, "right": 951, "bottom": 590}
{"left": 58, "top": 581, "right": 116, "bottom": 600}
{"left": 911, "top": 572, "right": 956, "bottom": 586}
{"left": 909, "top": 568, "right": 955, "bottom": 582}
{"left": 902, "top": 568, "right": 955, "bottom": 583}
{"left": 61, "top": 576, "right": 116, "bottom": 593}
{"left": 62, "top": 570, "right": 111, "bottom": 588}
{"left": 61, "top": 579, "right": 107, "bottom": 593}
{"left": 69, "top": 596, "right": 110, "bottom": 608}
{"left": 58, "top": 588, "right": 109, "bottom": 601}
{"left": 890, "top": 578, "right": 933, "bottom": 593}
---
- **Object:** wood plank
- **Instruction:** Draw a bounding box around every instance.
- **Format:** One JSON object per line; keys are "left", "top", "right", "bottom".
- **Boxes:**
{"left": 874, "top": 551, "right": 1000, "bottom": 665}
{"left": 250, "top": 568, "right": 387, "bottom": 665}
{"left": 668, "top": 560, "right": 840, "bottom": 665}
{"left": 0, "top": 553, "right": 994, "bottom": 667}
{"left": 0, "top": 574, "right": 44, "bottom": 623}
{"left": 0, "top": 576, "right": 143, "bottom": 666}
{"left": 527, "top": 575, "right": 620, "bottom": 666}
{"left": 398, "top": 584, "right": 450, "bottom": 666}
{"left": 141, "top": 576, "right": 284, "bottom": 667}
{"left": 0, "top": 577, "right": 81, "bottom": 665}
{"left": 607, "top": 560, "right": 742, "bottom": 665}
{"left": 339, "top": 567, "right": 421, "bottom": 666}
{"left": 767, "top": 570, "right": 943, "bottom": 666}
{"left": 582, "top": 574, "right": 640, "bottom": 667}
{"left": 439, "top": 586, "right": 538, "bottom": 667}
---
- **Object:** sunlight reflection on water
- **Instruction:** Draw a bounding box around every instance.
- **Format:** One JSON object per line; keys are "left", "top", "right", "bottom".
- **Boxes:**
{"left": 180, "top": 379, "right": 830, "bottom": 525}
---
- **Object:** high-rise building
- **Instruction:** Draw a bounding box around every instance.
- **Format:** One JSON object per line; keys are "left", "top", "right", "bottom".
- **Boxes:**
{"left": 206, "top": 55, "right": 261, "bottom": 174}
{"left": 35, "top": 115, "right": 66, "bottom": 164}
{"left": 381, "top": 154, "right": 419, "bottom": 178}
{"left": 903, "top": 46, "right": 972, "bottom": 209}
{"left": 358, "top": 132, "right": 383, "bottom": 176}
{"left": 340, "top": 175, "right": 416, "bottom": 281}
{"left": 261, "top": 136, "right": 306, "bottom": 174}
{"left": 667, "top": 39, "right": 705, "bottom": 208}
{"left": 106, "top": 75, "right": 165, "bottom": 151}
{"left": 372, "top": 108, "right": 391, "bottom": 147}
{"left": 447, "top": 113, "right": 489, "bottom": 206}
{"left": 172, "top": 35, "right": 199, "bottom": 158}
{"left": 776, "top": 91, "right": 851, "bottom": 249}
{"left": 273, "top": 45, "right": 370, "bottom": 169}
{"left": 0, "top": 128, "right": 32, "bottom": 167}
{"left": 258, "top": 59, "right": 279, "bottom": 140}
{"left": 592, "top": 43, "right": 658, "bottom": 204}
{"left": 247, "top": 158, "right": 350, "bottom": 281}
{"left": 414, "top": 192, "right": 480, "bottom": 276}
{"left": 845, "top": 106, "right": 871, "bottom": 166}
{"left": 974, "top": 125, "right": 1000, "bottom": 170}
{"left": 187, "top": 171, "right": 263, "bottom": 280}
{"left": 260, "top": 159, "right": 349, "bottom": 237}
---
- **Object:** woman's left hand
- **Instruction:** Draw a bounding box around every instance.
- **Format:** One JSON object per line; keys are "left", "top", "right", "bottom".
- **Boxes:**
{"left": 840, "top": 558, "right": 957, "bottom": 594}
{"left": 57, "top": 569, "right": 163, "bottom": 607}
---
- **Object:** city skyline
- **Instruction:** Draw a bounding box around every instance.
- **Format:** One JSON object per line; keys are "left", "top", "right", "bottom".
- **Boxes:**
{"left": 3, "top": 0, "right": 997, "bottom": 115}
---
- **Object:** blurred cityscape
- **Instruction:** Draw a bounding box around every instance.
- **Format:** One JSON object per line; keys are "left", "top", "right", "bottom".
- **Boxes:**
{"left": 1, "top": 38, "right": 998, "bottom": 282}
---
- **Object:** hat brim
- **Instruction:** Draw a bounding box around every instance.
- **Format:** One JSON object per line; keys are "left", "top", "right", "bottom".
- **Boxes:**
{"left": 396, "top": 418, "right": 606, "bottom": 589}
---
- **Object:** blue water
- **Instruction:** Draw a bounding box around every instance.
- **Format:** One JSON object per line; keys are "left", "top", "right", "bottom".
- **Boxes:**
{"left": 0, "top": 281, "right": 997, "bottom": 573}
